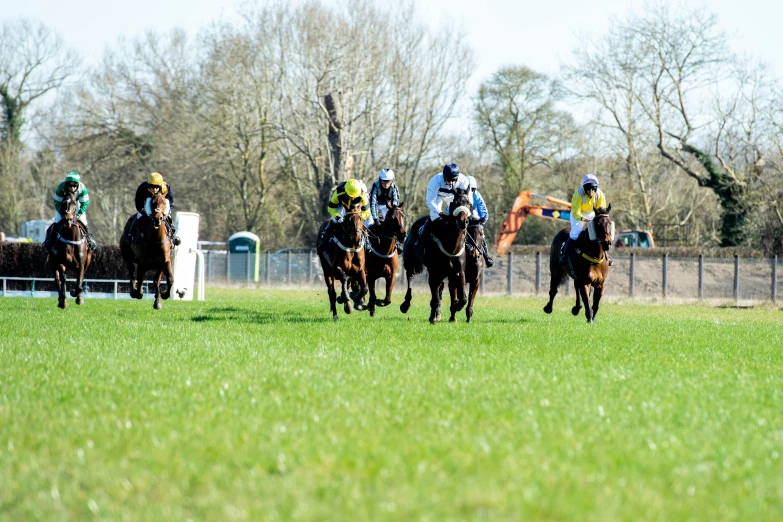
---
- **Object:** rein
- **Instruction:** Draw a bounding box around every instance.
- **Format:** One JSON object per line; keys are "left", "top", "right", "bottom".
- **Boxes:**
{"left": 432, "top": 234, "right": 465, "bottom": 258}
{"left": 332, "top": 236, "right": 363, "bottom": 253}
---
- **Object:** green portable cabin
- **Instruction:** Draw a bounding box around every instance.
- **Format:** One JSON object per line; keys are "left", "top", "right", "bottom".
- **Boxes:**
{"left": 229, "top": 232, "right": 261, "bottom": 282}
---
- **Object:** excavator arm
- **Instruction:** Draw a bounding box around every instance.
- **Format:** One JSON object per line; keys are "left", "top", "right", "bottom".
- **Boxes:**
{"left": 495, "top": 190, "right": 572, "bottom": 255}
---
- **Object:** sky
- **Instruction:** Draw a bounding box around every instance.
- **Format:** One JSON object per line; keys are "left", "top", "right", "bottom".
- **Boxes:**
{"left": 3, "top": 0, "right": 783, "bottom": 88}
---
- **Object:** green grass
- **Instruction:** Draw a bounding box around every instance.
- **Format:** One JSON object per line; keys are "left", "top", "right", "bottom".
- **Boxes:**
{"left": 1, "top": 289, "right": 782, "bottom": 521}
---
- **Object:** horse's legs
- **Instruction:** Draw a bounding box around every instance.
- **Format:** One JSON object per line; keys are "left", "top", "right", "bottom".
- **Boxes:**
{"left": 72, "top": 264, "right": 86, "bottom": 304}
{"left": 381, "top": 269, "right": 395, "bottom": 306}
{"left": 368, "top": 274, "right": 378, "bottom": 317}
{"left": 323, "top": 271, "right": 339, "bottom": 320}
{"left": 544, "top": 265, "right": 563, "bottom": 314}
{"left": 400, "top": 271, "right": 414, "bottom": 314}
{"left": 337, "top": 269, "right": 352, "bottom": 314}
{"left": 454, "top": 269, "right": 467, "bottom": 311}
{"left": 162, "top": 260, "right": 173, "bottom": 299}
{"left": 591, "top": 284, "right": 604, "bottom": 320}
{"left": 55, "top": 265, "right": 67, "bottom": 309}
{"left": 153, "top": 269, "right": 163, "bottom": 310}
{"left": 135, "top": 263, "right": 146, "bottom": 299}
{"left": 429, "top": 276, "right": 443, "bottom": 323}
{"left": 466, "top": 276, "right": 480, "bottom": 323}
{"left": 448, "top": 283, "right": 458, "bottom": 322}
{"left": 578, "top": 284, "right": 593, "bottom": 323}
{"left": 571, "top": 279, "right": 583, "bottom": 316}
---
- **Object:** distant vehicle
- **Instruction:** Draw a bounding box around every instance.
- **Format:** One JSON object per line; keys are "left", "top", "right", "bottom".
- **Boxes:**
{"left": 496, "top": 190, "right": 655, "bottom": 254}
{"left": 20, "top": 219, "right": 54, "bottom": 243}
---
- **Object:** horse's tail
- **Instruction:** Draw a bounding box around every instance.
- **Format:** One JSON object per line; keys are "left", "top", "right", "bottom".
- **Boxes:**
{"left": 402, "top": 216, "right": 427, "bottom": 276}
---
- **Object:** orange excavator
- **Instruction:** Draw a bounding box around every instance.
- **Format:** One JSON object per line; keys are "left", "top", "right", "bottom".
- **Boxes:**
{"left": 495, "top": 190, "right": 654, "bottom": 255}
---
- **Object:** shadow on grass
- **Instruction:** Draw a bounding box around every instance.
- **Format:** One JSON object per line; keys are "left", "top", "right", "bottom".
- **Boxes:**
{"left": 191, "top": 307, "right": 330, "bottom": 324}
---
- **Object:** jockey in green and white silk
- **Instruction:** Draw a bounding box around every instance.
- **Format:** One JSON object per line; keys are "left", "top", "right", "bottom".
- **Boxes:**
{"left": 44, "top": 171, "right": 98, "bottom": 250}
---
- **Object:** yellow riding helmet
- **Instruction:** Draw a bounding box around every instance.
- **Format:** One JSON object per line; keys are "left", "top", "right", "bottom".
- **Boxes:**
{"left": 344, "top": 179, "right": 361, "bottom": 198}
{"left": 148, "top": 172, "right": 164, "bottom": 187}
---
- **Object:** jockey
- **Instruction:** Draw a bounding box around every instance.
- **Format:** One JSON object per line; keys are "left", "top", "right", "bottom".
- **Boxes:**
{"left": 560, "top": 173, "right": 608, "bottom": 265}
{"left": 129, "top": 172, "right": 180, "bottom": 246}
{"left": 317, "top": 178, "right": 371, "bottom": 254}
{"left": 369, "top": 168, "right": 401, "bottom": 222}
{"left": 414, "top": 163, "right": 471, "bottom": 258}
{"left": 43, "top": 171, "right": 97, "bottom": 251}
{"left": 466, "top": 175, "right": 494, "bottom": 267}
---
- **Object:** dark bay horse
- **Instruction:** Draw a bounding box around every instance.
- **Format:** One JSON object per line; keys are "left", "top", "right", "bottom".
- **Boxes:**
{"left": 365, "top": 203, "right": 406, "bottom": 317}
{"left": 318, "top": 210, "right": 368, "bottom": 319}
{"left": 543, "top": 206, "right": 613, "bottom": 323}
{"left": 119, "top": 194, "right": 173, "bottom": 309}
{"left": 48, "top": 193, "right": 92, "bottom": 309}
{"left": 449, "top": 218, "right": 485, "bottom": 323}
{"left": 400, "top": 190, "right": 471, "bottom": 323}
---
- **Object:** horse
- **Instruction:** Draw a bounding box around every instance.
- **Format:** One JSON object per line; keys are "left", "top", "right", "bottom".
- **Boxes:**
{"left": 47, "top": 192, "right": 92, "bottom": 309}
{"left": 448, "top": 218, "right": 485, "bottom": 323}
{"left": 119, "top": 194, "right": 174, "bottom": 310}
{"left": 400, "top": 190, "right": 472, "bottom": 323}
{"left": 365, "top": 203, "right": 406, "bottom": 317}
{"left": 543, "top": 205, "right": 613, "bottom": 323}
{"left": 318, "top": 208, "right": 368, "bottom": 319}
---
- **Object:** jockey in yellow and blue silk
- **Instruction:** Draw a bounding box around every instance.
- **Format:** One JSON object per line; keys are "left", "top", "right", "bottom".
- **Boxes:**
{"left": 561, "top": 173, "right": 607, "bottom": 263}
{"left": 318, "top": 178, "right": 371, "bottom": 254}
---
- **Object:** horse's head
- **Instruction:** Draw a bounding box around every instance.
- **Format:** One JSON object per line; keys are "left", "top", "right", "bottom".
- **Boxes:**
{"left": 342, "top": 208, "right": 364, "bottom": 247}
{"left": 383, "top": 202, "right": 406, "bottom": 242}
{"left": 61, "top": 193, "right": 78, "bottom": 227}
{"left": 592, "top": 204, "right": 614, "bottom": 249}
{"left": 150, "top": 194, "right": 167, "bottom": 230}
{"left": 447, "top": 189, "right": 472, "bottom": 231}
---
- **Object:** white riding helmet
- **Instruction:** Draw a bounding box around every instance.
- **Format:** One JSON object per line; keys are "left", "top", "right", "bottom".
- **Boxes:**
{"left": 379, "top": 168, "right": 395, "bottom": 181}
{"left": 582, "top": 173, "right": 599, "bottom": 187}
{"left": 467, "top": 175, "right": 477, "bottom": 190}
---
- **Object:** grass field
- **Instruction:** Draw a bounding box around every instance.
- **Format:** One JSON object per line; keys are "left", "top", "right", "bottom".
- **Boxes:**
{"left": 1, "top": 289, "right": 782, "bottom": 521}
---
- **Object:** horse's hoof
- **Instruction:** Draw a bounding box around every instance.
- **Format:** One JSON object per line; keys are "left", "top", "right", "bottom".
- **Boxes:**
{"left": 76, "top": 296, "right": 84, "bottom": 305}
{"left": 154, "top": 301, "right": 162, "bottom": 310}
{"left": 449, "top": 316, "right": 456, "bottom": 322}
{"left": 336, "top": 296, "right": 346, "bottom": 304}
{"left": 344, "top": 302, "right": 352, "bottom": 314}
{"left": 587, "top": 318, "right": 594, "bottom": 324}
{"left": 333, "top": 314, "right": 339, "bottom": 320}
{"left": 571, "top": 306, "right": 581, "bottom": 316}
{"left": 355, "top": 303, "right": 366, "bottom": 311}
{"left": 70, "top": 289, "right": 78, "bottom": 297}
{"left": 400, "top": 301, "right": 410, "bottom": 314}
{"left": 543, "top": 305, "right": 552, "bottom": 314}
{"left": 369, "top": 308, "right": 375, "bottom": 317}
{"left": 58, "top": 301, "right": 66, "bottom": 309}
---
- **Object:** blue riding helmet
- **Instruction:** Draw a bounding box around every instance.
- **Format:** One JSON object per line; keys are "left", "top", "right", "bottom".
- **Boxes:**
{"left": 443, "top": 163, "right": 460, "bottom": 181}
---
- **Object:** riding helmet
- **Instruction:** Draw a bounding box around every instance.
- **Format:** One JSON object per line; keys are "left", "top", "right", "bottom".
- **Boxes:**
{"left": 467, "top": 175, "right": 478, "bottom": 190}
{"left": 443, "top": 163, "right": 460, "bottom": 181}
{"left": 344, "top": 178, "right": 362, "bottom": 198}
{"left": 582, "top": 173, "right": 599, "bottom": 190}
{"left": 378, "top": 168, "right": 395, "bottom": 181}
{"left": 148, "top": 172, "right": 165, "bottom": 187}
{"left": 65, "top": 171, "right": 80, "bottom": 184}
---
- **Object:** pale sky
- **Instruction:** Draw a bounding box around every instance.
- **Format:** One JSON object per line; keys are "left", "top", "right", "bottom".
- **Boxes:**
{"left": 3, "top": 0, "right": 782, "bottom": 92}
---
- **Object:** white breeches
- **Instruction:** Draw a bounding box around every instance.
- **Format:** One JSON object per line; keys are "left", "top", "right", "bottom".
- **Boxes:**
{"left": 569, "top": 211, "right": 594, "bottom": 240}
{"left": 55, "top": 211, "right": 87, "bottom": 225}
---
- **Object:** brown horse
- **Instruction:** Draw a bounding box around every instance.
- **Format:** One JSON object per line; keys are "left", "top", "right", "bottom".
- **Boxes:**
{"left": 48, "top": 192, "right": 92, "bottom": 309}
{"left": 365, "top": 203, "right": 406, "bottom": 317}
{"left": 543, "top": 206, "right": 613, "bottom": 323}
{"left": 119, "top": 194, "right": 173, "bottom": 309}
{"left": 318, "top": 210, "right": 368, "bottom": 319}
{"left": 400, "top": 190, "right": 472, "bottom": 323}
{"left": 449, "top": 218, "right": 485, "bottom": 323}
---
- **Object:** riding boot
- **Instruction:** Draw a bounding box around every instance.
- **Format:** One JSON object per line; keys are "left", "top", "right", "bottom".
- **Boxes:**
{"left": 42, "top": 223, "right": 56, "bottom": 250}
{"left": 82, "top": 222, "right": 98, "bottom": 250}
{"left": 317, "top": 221, "right": 333, "bottom": 255}
{"left": 481, "top": 237, "right": 495, "bottom": 267}
{"left": 608, "top": 254, "right": 614, "bottom": 267}
{"left": 560, "top": 238, "right": 571, "bottom": 265}
{"left": 414, "top": 218, "right": 431, "bottom": 259}
{"left": 396, "top": 240, "right": 403, "bottom": 255}
{"left": 170, "top": 226, "right": 181, "bottom": 246}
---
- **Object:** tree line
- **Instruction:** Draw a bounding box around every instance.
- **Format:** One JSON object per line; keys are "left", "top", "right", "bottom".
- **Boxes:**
{"left": 2, "top": 1, "right": 782, "bottom": 252}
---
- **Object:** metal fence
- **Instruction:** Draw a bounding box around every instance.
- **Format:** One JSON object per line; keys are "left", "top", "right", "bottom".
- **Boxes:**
{"left": 203, "top": 251, "right": 781, "bottom": 305}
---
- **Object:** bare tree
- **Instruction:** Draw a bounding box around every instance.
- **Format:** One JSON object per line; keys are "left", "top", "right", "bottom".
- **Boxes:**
{"left": 0, "top": 19, "right": 79, "bottom": 233}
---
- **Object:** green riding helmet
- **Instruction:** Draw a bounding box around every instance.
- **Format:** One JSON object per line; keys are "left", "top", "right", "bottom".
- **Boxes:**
{"left": 65, "top": 171, "right": 81, "bottom": 184}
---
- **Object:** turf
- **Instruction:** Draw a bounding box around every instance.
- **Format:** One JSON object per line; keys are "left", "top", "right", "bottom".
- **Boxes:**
{"left": 1, "top": 289, "right": 782, "bottom": 521}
